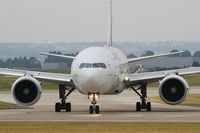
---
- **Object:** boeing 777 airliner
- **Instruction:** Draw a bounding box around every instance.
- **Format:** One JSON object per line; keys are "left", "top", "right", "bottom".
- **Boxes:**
{"left": 0, "top": 0, "right": 199, "bottom": 114}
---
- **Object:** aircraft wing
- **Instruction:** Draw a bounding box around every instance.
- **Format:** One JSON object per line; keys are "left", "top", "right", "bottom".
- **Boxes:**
{"left": 0, "top": 68, "right": 74, "bottom": 87}
{"left": 124, "top": 67, "right": 200, "bottom": 87}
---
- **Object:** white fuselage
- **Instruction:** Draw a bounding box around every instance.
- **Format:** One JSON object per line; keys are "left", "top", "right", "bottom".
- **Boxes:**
{"left": 71, "top": 46, "right": 129, "bottom": 95}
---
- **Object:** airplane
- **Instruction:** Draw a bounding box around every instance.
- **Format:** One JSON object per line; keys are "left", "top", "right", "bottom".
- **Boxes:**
{"left": 0, "top": 0, "right": 200, "bottom": 114}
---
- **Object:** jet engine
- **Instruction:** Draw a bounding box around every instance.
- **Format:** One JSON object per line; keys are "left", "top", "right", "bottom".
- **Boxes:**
{"left": 11, "top": 76, "right": 42, "bottom": 106}
{"left": 159, "top": 74, "right": 188, "bottom": 105}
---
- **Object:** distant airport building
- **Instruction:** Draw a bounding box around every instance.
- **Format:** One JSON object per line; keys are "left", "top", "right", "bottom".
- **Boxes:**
{"left": 129, "top": 57, "right": 200, "bottom": 69}
{"left": 42, "top": 62, "right": 69, "bottom": 70}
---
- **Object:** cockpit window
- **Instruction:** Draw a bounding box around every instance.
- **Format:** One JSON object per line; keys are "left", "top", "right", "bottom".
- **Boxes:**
{"left": 93, "top": 63, "right": 100, "bottom": 68}
{"left": 85, "top": 63, "right": 92, "bottom": 68}
{"left": 79, "top": 63, "right": 106, "bottom": 69}
{"left": 93, "top": 63, "right": 106, "bottom": 68}
{"left": 79, "top": 63, "right": 86, "bottom": 69}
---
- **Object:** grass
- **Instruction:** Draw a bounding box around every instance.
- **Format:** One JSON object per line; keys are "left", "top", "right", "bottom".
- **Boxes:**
{"left": 148, "top": 74, "right": 200, "bottom": 87}
{"left": 184, "top": 74, "right": 200, "bottom": 86}
{"left": 0, "top": 123, "right": 199, "bottom": 133}
{"left": 150, "top": 94, "right": 200, "bottom": 107}
{"left": 0, "top": 101, "right": 24, "bottom": 109}
{"left": 0, "top": 76, "right": 57, "bottom": 91}
{"left": 0, "top": 74, "right": 200, "bottom": 91}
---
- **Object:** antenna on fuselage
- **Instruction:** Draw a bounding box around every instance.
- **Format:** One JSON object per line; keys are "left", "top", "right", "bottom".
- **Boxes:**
{"left": 107, "top": 0, "right": 113, "bottom": 46}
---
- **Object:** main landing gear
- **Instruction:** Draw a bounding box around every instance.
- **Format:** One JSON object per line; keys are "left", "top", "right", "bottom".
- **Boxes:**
{"left": 55, "top": 85, "right": 75, "bottom": 112}
{"left": 131, "top": 84, "right": 151, "bottom": 112}
{"left": 88, "top": 93, "right": 100, "bottom": 114}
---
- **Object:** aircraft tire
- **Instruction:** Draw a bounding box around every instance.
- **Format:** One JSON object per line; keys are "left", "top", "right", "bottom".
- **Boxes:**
{"left": 147, "top": 102, "right": 151, "bottom": 112}
{"left": 65, "top": 102, "right": 71, "bottom": 112}
{"left": 136, "top": 102, "right": 141, "bottom": 112}
{"left": 89, "top": 105, "right": 93, "bottom": 114}
{"left": 95, "top": 105, "right": 100, "bottom": 114}
{"left": 55, "top": 102, "right": 61, "bottom": 112}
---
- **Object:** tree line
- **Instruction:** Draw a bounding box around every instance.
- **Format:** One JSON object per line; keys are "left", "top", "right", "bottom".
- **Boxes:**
{"left": 127, "top": 50, "right": 200, "bottom": 58}
{"left": 0, "top": 49, "right": 199, "bottom": 69}
{"left": 0, "top": 57, "right": 41, "bottom": 69}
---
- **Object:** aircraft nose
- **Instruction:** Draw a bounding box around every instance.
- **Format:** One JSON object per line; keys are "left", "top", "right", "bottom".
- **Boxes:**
{"left": 80, "top": 70, "right": 105, "bottom": 93}
{"left": 84, "top": 70, "right": 99, "bottom": 84}
{"left": 76, "top": 69, "right": 119, "bottom": 94}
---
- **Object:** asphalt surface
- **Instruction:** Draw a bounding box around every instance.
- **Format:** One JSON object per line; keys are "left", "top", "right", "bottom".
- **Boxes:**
{"left": 0, "top": 88, "right": 200, "bottom": 123}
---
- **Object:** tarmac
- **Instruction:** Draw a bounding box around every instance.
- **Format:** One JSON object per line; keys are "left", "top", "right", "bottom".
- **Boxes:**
{"left": 0, "top": 87, "right": 199, "bottom": 123}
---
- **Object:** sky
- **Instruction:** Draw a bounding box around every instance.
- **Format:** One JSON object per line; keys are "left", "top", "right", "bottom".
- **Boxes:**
{"left": 0, "top": 0, "right": 199, "bottom": 43}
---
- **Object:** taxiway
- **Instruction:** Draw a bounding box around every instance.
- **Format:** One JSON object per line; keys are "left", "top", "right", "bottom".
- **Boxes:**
{"left": 0, "top": 88, "right": 199, "bottom": 123}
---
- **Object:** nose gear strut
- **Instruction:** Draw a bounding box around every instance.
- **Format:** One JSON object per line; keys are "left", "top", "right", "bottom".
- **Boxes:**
{"left": 88, "top": 93, "right": 100, "bottom": 114}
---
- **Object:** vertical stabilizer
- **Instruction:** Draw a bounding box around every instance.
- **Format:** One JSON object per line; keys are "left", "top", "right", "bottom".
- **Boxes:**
{"left": 107, "top": 0, "right": 113, "bottom": 46}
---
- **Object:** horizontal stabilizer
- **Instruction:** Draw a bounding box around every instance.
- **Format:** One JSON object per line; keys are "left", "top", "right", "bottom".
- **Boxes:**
{"left": 127, "top": 51, "right": 184, "bottom": 63}
{"left": 40, "top": 52, "right": 76, "bottom": 60}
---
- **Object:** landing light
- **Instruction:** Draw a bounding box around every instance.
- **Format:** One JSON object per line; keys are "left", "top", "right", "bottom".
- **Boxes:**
{"left": 125, "top": 76, "right": 129, "bottom": 81}
{"left": 89, "top": 94, "right": 93, "bottom": 99}
{"left": 95, "top": 94, "right": 99, "bottom": 99}
{"left": 89, "top": 93, "right": 99, "bottom": 99}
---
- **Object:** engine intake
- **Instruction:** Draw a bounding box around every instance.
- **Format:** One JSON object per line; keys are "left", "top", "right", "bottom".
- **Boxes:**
{"left": 159, "top": 75, "right": 188, "bottom": 105}
{"left": 11, "top": 77, "right": 42, "bottom": 106}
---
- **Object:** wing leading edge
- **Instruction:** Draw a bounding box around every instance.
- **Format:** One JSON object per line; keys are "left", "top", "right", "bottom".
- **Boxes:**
{"left": 124, "top": 67, "right": 200, "bottom": 87}
{"left": 0, "top": 68, "right": 74, "bottom": 87}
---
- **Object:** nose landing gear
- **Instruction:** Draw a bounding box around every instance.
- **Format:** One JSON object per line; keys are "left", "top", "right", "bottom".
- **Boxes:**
{"left": 88, "top": 93, "right": 100, "bottom": 114}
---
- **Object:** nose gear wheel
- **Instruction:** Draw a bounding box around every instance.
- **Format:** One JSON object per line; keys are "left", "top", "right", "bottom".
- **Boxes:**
{"left": 88, "top": 93, "right": 100, "bottom": 114}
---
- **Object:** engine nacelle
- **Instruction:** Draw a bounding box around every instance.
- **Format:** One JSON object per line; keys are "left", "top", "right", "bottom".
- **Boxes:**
{"left": 11, "top": 76, "right": 42, "bottom": 106}
{"left": 159, "top": 74, "right": 188, "bottom": 105}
